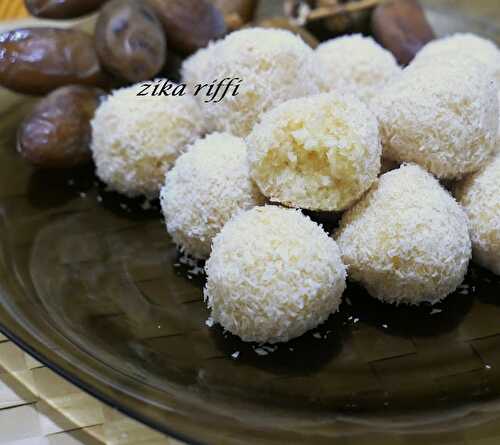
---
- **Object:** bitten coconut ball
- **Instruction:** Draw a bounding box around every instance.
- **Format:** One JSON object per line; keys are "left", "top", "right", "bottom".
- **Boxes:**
{"left": 247, "top": 92, "right": 381, "bottom": 211}
{"left": 199, "top": 27, "right": 319, "bottom": 137}
{"left": 336, "top": 164, "right": 471, "bottom": 305}
{"left": 160, "top": 133, "right": 264, "bottom": 259}
{"left": 413, "top": 33, "right": 500, "bottom": 85}
{"left": 374, "top": 58, "right": 499, "bottom": 180}
{"left": 314, "top": 34, "right": 401, "bottom": 103}
{"left": 91, "top": 81, "right": 205, "bottom": 198}
{"left": 204, "top": 206, "right": 346, "bottom": 343}
{"left": 455, "top": 154, "right": 500, "bottom": 275}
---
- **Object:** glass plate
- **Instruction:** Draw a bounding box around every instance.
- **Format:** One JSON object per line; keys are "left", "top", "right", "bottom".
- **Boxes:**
{"left": 0, "top": 1, "right": 499, "bottom": 444}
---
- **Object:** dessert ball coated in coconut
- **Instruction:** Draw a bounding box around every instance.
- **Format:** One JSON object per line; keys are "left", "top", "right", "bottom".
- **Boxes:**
{"left": 374, "top": 58, "right": 498, "bottom": 180}
{"left": 455, "top": 154, "right": 500, "bottom": 275}
{"left": 314, "top": 34, "right": 402, "bottom": 103}
{"left": 160, "top": 133, "right": 264, "bottom": 259}
{"left": 335, "top": 164, "right": 471, "bottom": 305}
{"left": 247, "top": 92, "right": 381, "bottom": 211}
{"left": 497, "top": 92, "right": 500, "bottom": 147}
{"left": 413, "top": 33, "right": 500, "bottom": 85}
{"left": 199, "top": 27, "right": 319, "bottom": 137}
{"left": 91, "top": 81, "right": 205, "bottom": 198}
{"left": 181, "top": 42, "right": 217, "bottom": 88}
{"left": 204, "top": 205, "right": 346, "bottom": 344}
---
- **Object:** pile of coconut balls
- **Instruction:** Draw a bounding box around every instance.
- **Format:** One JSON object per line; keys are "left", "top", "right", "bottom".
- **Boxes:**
{"left": 90, "top": 28, "right": 500, "bottom": 345}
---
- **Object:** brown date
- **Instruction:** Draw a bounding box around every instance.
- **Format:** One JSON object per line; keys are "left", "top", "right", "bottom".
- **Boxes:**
{"left": 146, "top": 0, "right": 226, "bottom": 55}
{"left": 25, "top": 0, "right": 109, "bottom": 19}
{"left": 0, "top": 28, "right": 111, "bottom": 95}
{"left": 18, "top": 85, "right": 105, "bottom": 169}
{"left": 95, "top": 0, "right": 167, "bottom": 83}
{"left": 372, "top": 0, "right": 435, "bottom": 65}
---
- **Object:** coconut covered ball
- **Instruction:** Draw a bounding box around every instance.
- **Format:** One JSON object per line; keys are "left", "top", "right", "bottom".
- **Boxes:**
{"left": 455, "top": 154, "right": 500, "bottom": 275}
{"left": 335, "top": 164, "right": 471, "bottom": 305}
{"left": 91, "top": 81, "right": 205, "bottom": 198}
{"left": 181, "top": 42, "right": 217, "bottom": 88}
{"left": 247, "top": 92, "right": 381, "bottom": 211}
{"left": 497, "top": 92, "right": 500, "bottom": 147}
{"left": 314, "top": 34, "right": 401, "bottom": 103}
{"left": 204, "top": 205, "right": 346, "bottom": 344}
{"left": 374, "top": 58, "right": 499, "bottom": 180}
{"left": 198, "top": 27, "right": 319, "bottom": 137}
{"left": 160, "top": 133, "right": 263, "bottom": 259}
{"left": 413, "top": 33, "right": 500, "bottom": 85}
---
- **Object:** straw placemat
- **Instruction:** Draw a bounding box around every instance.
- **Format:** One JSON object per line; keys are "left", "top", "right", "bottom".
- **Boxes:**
{"left": 0, "top": 0, "right": 28, "bottom": 21}
{"left": 0, "top": 332, "right": 183, "bottom": 445}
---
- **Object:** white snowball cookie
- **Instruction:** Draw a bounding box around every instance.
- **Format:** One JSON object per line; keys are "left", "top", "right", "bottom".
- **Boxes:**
{"left": 335, "top": 164, "right": 471, "bottom": 305}
{"left": 413, "top": 33, "right": 500, "bottom": 85}
{"left": 181, "top": 42, "right": 217, "bottom": 88}
{"left": 247, "top": 92, "right": 381, "bottom": 211}
{"left": 91, "top": 81, "right": 205, "bottom": 198}
{"left": 314, "top": 34, "right": 401, "bottom": 103}
{"left": 160, "top": 133, "right": 263, "bottom": 259}
{"left": 204, "top": 206, "right": 346, "bottom": 344}
{"left": 455, "top": 154, "right": 500, "bottom": 275}
{"left": 497, "top": 92, "right": 500, "bottom": 147}
{"left": 197, "top": 27, "right": 319, "bottom": 137}
{"left": 374, "top": 58, "right": 499, "bottom": 179}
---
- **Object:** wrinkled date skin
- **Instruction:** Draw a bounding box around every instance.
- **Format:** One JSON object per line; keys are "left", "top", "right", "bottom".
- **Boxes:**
{"left": 147, "top": 0, "right": 226, "bottom": 55}
{"left": 372, "top": 0, "right": 435, "bottom": 65}
{"left": 18, "top": 85, "right": 105, "bottom": 169}
{"left": 95, "top": 0, "right": 167, "bottom": 83}
{"left": 0, "top": 28, "right": 111, "bottom": 95}
{"left": 25, "top": 0, "right": 109, "bottom": 19}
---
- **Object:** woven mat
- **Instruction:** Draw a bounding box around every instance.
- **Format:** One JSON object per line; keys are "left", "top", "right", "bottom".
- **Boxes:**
{"left": 0, "top": 332, "right": 183, "bottom": 445}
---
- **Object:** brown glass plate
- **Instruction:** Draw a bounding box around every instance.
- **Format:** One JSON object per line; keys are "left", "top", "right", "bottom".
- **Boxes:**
{"left": 0, "top": 1, "right": 500, "bottom": 444}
